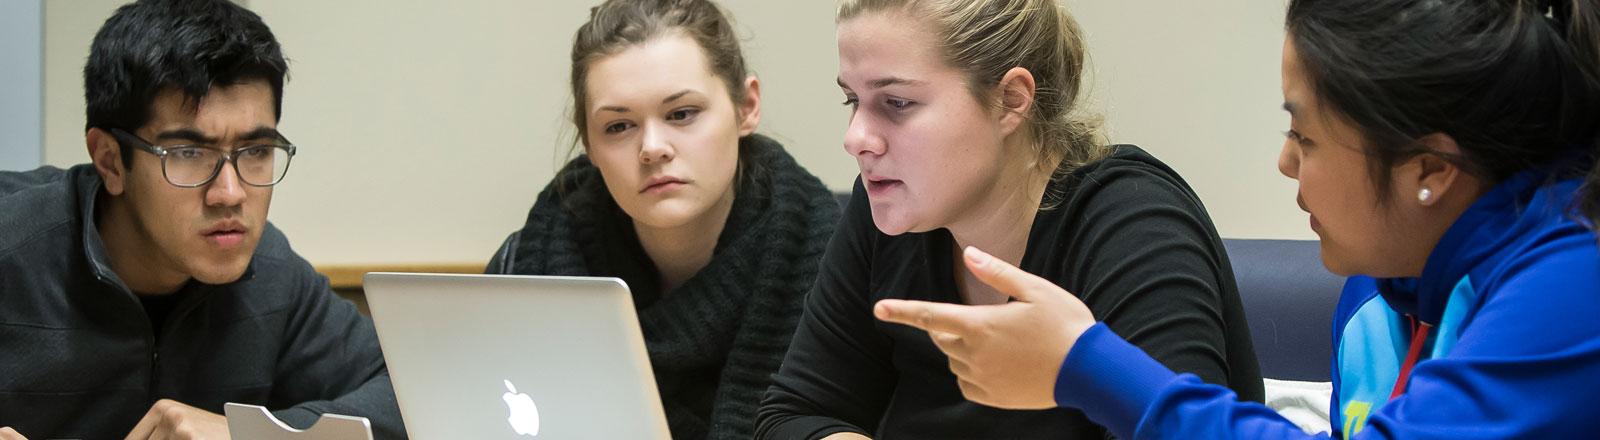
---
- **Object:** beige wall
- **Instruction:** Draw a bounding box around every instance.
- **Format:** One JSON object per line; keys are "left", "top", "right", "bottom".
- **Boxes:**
{"left": 43, "top": 1, "right": 1310, "bottom": 267}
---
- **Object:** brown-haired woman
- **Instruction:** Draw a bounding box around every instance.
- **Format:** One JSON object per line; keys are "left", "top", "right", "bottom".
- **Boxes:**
{"left": 755, "top": 0, "right": 1263, "bottom": 438}
{"left": 486, "top": 1, "right": 839, "bottom": 438}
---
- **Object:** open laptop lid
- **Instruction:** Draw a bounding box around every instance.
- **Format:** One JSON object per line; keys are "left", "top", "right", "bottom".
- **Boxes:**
{"left": 362, "top": 273, "right": 669, "bottom": 439}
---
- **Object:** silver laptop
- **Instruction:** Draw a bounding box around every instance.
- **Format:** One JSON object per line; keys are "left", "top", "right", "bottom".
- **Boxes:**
{"left": 362, "top": 273, "right": 670, "bottom": 439}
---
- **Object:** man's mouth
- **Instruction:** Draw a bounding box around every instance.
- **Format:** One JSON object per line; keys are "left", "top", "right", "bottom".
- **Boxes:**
{"left": 203, "top": 221, "right": 247, "bottom": 248}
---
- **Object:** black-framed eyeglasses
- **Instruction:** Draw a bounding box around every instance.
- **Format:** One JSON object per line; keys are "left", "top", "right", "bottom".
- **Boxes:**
{"left": 108, "top": 127, "right": 297, "bottom": 188}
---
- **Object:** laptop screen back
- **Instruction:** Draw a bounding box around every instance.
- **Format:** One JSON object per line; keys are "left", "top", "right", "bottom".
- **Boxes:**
{"left": 362, "top": 273, "right": 669, "bottom": 439}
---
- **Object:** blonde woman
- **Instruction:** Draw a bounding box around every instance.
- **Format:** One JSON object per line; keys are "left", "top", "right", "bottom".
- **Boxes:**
{"left": 756, "top": 0, "right": 1263, "bottom": 438}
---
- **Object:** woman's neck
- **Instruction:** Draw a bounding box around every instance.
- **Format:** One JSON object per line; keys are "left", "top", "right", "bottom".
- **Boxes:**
{"left": 633, "top": 187, "right": 738, "bottom": 294}
{"left": 948, "top": 162, "right": 1055, "bottom": 305}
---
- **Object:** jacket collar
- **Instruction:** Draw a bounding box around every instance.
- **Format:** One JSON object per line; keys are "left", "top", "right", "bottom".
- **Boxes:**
{"left": 1378, "top": 168, "right": 1583, "bottom": 323}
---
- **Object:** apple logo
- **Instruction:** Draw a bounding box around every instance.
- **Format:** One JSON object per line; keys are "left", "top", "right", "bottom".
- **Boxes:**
{"left": 502, "top": 379, "right": 540, "bottom": 437}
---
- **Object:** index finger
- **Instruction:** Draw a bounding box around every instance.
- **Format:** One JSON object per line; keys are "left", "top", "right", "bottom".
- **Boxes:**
{"left": 874, "top": 299, "right": 983, "bottom": 336}
{"left": 0, "top": 427, "right": 29, "bottom": 440}
{"left": 962, "top": 246, "right": 1059, "bottom": 303}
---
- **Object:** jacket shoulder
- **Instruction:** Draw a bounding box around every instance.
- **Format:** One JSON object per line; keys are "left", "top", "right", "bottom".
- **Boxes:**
{"left": 0, "top": 166, "right": 89, "bottom": 253}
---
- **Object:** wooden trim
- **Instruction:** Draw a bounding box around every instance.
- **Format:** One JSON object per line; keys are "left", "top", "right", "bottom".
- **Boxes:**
{"left": 316, "top": 263, "right": 485, "bottom": 290}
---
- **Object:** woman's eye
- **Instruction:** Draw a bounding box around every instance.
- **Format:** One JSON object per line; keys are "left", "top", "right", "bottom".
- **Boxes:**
{"left": 841, "top": 96, "right": 859, "bottom": 108}
{"left": 1283, "top": 129, "right": 1313, "bottom": 146}
{"left": 605, "top": 122, "right": 634, "bottom": 134}
{"left": 886, "top": 98, "right": 914, "bottom": 110}
{"left": 667, "top": 108, "right": 700, "bottom": 122}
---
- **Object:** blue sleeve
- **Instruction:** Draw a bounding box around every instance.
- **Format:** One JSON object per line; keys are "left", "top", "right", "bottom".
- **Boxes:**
{"left": 1056, "top": 323, "right": 1329, "bottom": 440}
{"left": 1055, "top": 244, "right": 1600, "bottom": 439}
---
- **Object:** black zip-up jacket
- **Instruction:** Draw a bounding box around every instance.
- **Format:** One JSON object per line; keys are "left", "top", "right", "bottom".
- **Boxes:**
{"left": 0, "top": 165, "right": 405, "bottom": 439}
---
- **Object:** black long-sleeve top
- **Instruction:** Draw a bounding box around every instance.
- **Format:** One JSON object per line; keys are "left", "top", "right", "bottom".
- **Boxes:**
{"left": 756, "top": 145, "right": 1264, "bottom": 439}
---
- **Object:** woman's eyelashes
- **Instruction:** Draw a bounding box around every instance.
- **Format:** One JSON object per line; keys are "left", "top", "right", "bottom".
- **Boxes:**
{"left": 839, "top": 94, "right": 917, "bottom": 115}
{"left": 600, "top": 107, "right": 702, "bottom": 135}
{"left": 666, "top": 107, "right": 701, "bottom": 124}
{"left": 1283, "top": 129, "right": 1313, "bottom": 147}
{"left": 605, "top": 120, "right": 635, "bottom": 134}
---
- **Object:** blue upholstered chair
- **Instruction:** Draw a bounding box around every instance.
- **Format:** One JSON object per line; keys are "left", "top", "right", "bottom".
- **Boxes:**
{"left": 1223, "top": 238, "right": 1344, "bottom": 381}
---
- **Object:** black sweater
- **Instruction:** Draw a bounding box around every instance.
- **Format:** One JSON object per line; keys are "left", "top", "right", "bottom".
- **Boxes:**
{"left": 487, "top": 134, "right": 840, "bottom": 439}
{"left": 756, "top": 145, "right": 1264, "bottom": 439}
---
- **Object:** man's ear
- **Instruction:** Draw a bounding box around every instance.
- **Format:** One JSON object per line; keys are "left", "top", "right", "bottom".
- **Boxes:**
{"left": 1399, "top": 133, "right": 1466, "bottom": 207}
{"left": 994, "top": 67, "right": 1037, "bottom": 138}
{"left": 87, "top": 128, "right": 127, "bottom": 196}
{"left": 736, "top": 75, "right": 762, "bottom": 137}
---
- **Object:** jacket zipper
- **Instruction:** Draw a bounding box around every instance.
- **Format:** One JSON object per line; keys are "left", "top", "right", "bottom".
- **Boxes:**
{"left": 147, "top": 312, "right": 160, "bottom": 404}
{"left": 148, "top": 289, "right": 205, "bottom": 404}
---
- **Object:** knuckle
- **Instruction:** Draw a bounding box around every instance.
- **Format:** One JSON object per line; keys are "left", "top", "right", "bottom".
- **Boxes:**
{"left": 989, "top": 263, "right": 1013, "bottom": 279}
{"left": 918, "top": 307, "right": 936, "bottom": 328}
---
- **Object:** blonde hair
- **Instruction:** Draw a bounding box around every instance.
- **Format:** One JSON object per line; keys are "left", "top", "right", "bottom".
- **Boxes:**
{"left": 838, "top": 0, "right": 1105, "bottom": 173}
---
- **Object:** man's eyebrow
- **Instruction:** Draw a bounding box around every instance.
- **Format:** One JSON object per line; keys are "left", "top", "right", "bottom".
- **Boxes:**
{"left": 153, "top": 128, "right": 215, "bottom": 144}
{"left": 151, "top": 126, "right": 280, "bottom": 144}
{"left": 237, "top": 127, "right": 281, "bottom": 141}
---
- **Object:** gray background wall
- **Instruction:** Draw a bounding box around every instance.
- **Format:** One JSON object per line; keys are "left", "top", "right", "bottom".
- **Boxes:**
{"left": 1, "top": 0, "right": 43, "bottom": 172}
{"left": 40, "top": 1, "right": 1308, "bottom": 267}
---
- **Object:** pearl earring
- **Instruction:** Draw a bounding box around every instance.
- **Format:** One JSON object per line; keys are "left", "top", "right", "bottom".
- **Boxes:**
{"left": 1418, "top": 187, "right": 1433, "bottom": 203}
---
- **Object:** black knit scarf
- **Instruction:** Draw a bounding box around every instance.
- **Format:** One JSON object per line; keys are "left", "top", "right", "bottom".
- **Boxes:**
{"left": 500, "top": 134, "right": 838, "bottom": 439}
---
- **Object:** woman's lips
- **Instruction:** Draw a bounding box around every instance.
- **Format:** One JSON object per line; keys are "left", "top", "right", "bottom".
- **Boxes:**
{"left": 641, "top": 175, "right": 688, "bottom": 194}
{"left": 866, "top": 178, "right": 903, "bottom": 197}
{"left": 1297, "top": 195, "right": 1320, "bottom": 232}
{"left": 643, "top": 181, "right": 686, "bottom": 194}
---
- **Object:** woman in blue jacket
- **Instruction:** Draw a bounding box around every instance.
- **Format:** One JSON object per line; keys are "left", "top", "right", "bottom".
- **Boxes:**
{"left": 875, "top": 0, "right": 1600, "bottom": 438}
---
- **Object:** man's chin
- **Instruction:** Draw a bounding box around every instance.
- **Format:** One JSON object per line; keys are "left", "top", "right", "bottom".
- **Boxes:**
{"left": 189, "top": 261, "right": 252, "bottom": 285}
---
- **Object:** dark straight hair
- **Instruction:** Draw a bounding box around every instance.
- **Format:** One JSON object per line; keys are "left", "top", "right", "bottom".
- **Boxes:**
{"left": 84, "top": 0, "right": 289, "bottom": 167}
{"left": 1286, "top": 0, "right": 1600, "bottom": 227}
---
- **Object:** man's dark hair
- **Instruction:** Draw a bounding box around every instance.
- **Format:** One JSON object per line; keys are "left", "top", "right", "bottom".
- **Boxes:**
{"left": 84, "top": 0, "right": 288, "bottom": 166}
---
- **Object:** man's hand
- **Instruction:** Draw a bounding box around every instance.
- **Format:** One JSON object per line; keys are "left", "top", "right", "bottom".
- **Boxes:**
{"left": 0, "top": 427, "right": 28, "bottom": 440}
{"left": 874, "top": 246, "right": 1096, "bottom": 410}
{"left": 124, "top": 399, "right": 230, "bottom": 440}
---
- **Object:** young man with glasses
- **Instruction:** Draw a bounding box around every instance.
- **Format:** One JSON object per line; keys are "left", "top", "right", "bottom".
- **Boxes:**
{"left": 0, "top": 1, "right": 403, "bottom": 439}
